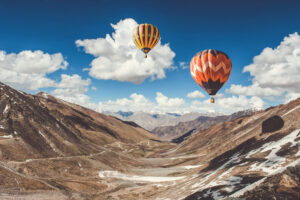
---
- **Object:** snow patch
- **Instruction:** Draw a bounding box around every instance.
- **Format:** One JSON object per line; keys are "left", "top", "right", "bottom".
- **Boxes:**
{"left": 0, "top": 134, "right": 13, "bottom": 138}
{"left": 247, "top": 129, "right": 300, "bottom": 174}
{"left": 220, "top": 176, "right": 243, "bottom": 186}
{"left": 211, "top": 191, "right": 223, "bottom": 199}
{"left": 181, "top": 165, "right": 202, "bottom": 169}
{"left": 189, "top": 129, "right": 299, "bottom": 199}
{"left": 3, "top": 105, "right": 9, "bottom": 114}
{"left": 42, "top": 93, "right": 49, "bottom": 99}
{"left": 38, "top": 130, "right": 59, "bottom": 154}
{"left": 231, "top": 158, "right": 300, "bottom": 198}
{"left": 16, "top": 89, "right": 25, "bottom": 95}
{"left": 170, "top": 154, "right": 204, "bottom": 160}
{"left": 192, "top": 153, "right": 241, "bottom": 190}
{"left": 98, "top": 171, "right": 185, "bottom": 183}
{"left": 229, "top": 129, "right": 300, "bottom": 198}
{"left": 230, "top": 177, "right": 266, "bottom": 197}
{"left": 38, "top": 130, "right": 47, "bottom": 140}
{"left": 152, "top": 183, "right": 164, "bottom": 187}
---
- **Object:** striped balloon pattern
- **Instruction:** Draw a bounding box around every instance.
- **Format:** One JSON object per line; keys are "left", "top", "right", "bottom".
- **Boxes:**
{"left": 132, "top": 24, "right": 160, "bottom": 56}
{"left": 190, "top": 49, "right": 232, "bottom": 96}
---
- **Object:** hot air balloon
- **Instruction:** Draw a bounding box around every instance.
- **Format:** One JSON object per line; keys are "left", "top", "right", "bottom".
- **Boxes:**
{"left": 190, "top": 49, "right": 232, "bottom": 103}
{"left": 132, "top": 23, "right": 160, "bottom": 58}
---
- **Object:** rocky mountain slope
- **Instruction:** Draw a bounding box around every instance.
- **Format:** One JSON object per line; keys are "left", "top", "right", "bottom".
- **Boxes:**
{"left": 0, "top": 82, "right": 166, "bottom": 199}
{"left": 0, "top": 83, "right": 157, "bottom": 160}
{"left": 162, "top": 98, "right": 300, "bottom": 199}
{"left": 0, "top": 82, "right": 299, "bottom": 200}
{"left": 152, "top": 110, "right": 253, "bottom": 140}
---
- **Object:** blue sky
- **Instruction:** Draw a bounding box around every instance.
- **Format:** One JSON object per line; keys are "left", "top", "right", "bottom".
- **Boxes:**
{"left": 0, "top": 0, "right": 300, "bottom": 114}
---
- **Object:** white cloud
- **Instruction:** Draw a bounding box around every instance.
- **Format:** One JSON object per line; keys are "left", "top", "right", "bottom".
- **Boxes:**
{"left": 51, "top": 74, "right": 96, "bottom": 109}
{"left": 55, "top": 74, "right": 90, "bottom": 92}
{"left": 97, "top": 92, "right": 185, "bottom": 114}
{"left": 0, "top": 50, "right": 97, "bottom": 109}
{"left": 0, "top": 50, "right": 68, "bottom": 90}
{"left": 228, "top": 32, "right": 300, "bottom": 101}
{"left": 190, "top": 95, "right": 265, "bottom": 114}
{"left": 187, "top": 90, "right": 205, "bottom": 98}
{"left": 76, "top": 18, "right": 176, "bottom": 84}
{"left": 91, "top": 86, "right": 97, "bottom": 90}
{"left": 156, "top": 92, "right": 185, "bottom": 107}
{"left": 96, "top": 91, "right": 262, "bottom": 114}
{"left": 284, "top": 92, "right": 300, "bottom": 103}
{"left": 227, "top": 84, "right": 283, "bottom": 98}
{"left": 179, "top": 61, "right": 189, "bottom": 69}
{"left": 98, "top": 93, "right": 154, "bottom": 113}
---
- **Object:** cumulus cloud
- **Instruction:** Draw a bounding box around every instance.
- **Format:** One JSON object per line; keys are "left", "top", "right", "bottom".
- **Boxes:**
{"left": 97, "top": 92, "right": 185, "bottom": 113}
{"left": 96, "top": 91, "right": 263, "bottom": 114}
{"left": 228, "top": 32, "right": 300, "bottom": 101}
{"left": 0, "top": 49, "right": 97, "bottom": 109}
{"left": 51, "top": 74, "right": 96, "bottom": 109}
{"left": 179, "top": 61, "right": 189, "bottom": 69}
{"left": 187, "top": 90, "right": 205, "bottom": 98}
{"left": 284, "top": 92, "right": 300, "bottom": 103}
{"left": 227, "top": 84, "right": 283, "bottom": 98}
{"left": 156, "top": 92, "right": 185, "bottom": 107}
{"left": 190, "top": 95, "right": 265, "bottom": 114}
{"left": 98, "top": 93, "right": 154, "bottom": 113}
{"left": 0, "top": 50, "right": 68, "bottom": 90}
{"left": 76, "top": 18, "right": 176, "bottom": 84}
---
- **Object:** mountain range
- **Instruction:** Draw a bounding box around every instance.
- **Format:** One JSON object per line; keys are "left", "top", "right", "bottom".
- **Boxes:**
{"left": 0, "top": 82, "right": 299, "bottom": 200}
{"left": 152, "top": 110, "right": 254, "bottom": 142}
{"left": 105, "top": 111, "right": 219, "bottom": 131}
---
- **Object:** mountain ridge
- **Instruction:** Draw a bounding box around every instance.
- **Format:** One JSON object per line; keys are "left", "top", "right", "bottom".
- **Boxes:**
{"left": 153, "top": 109, "right": 254, "bottom": 140}
{"left": 105, "top": 110, "right": 219, "bottom": 131}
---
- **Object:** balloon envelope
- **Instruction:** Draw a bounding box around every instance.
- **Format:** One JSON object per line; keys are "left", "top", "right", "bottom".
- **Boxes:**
{"left": 132, "top": 24, "right": 160, "bottom": 57}
{"left": 190, "top": 49, "right": 232, "bottom": 96}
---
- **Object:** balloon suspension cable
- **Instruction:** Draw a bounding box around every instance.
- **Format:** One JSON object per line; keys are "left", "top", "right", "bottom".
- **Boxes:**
{"left": 210, "top": 97, "right": 215, "bottom": 103}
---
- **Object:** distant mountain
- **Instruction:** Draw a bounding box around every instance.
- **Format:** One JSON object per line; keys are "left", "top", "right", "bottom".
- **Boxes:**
{"left": 105, "top": 111, "right": 218, "bottom": 131}
{"left": 166, "top": 112, "right": 181, "bottom": 117}
{"left": 115, "top": 111, "right": 134, "bottom": 117}
{"left": 153, "top": 110, "right": 254, "bottom": 141}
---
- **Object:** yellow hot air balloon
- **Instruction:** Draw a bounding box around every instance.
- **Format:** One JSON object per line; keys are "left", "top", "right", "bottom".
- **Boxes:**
{"left": 132, "top": 23, "right": 160, "bottom": 58}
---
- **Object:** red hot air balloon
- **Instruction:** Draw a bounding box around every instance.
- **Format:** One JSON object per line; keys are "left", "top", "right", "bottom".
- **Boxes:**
{"left": 190, "top": 49, "right": 232, "bottom": 103}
